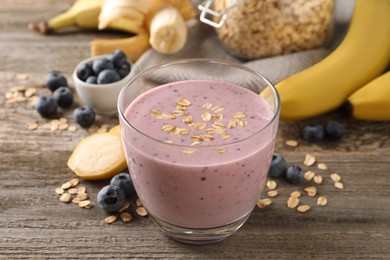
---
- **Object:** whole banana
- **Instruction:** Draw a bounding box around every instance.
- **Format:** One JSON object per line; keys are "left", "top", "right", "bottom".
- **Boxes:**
{"left": 275, "top": 0, "right": 390, "bottom": 120}
{"left": 346, "top": 71, "right": 390, "bottom": 121}
{"left": 29, "top": 0, "right": 140, "bottom": 34}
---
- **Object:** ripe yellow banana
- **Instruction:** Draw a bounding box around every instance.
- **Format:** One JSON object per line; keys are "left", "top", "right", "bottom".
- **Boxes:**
{"left": 275, "top": 0, "right": 390, "bottom": 120}
{"left": 29, "top": 0, "right": 140, "bottom": 34}
{"left": 346, "top": 71, "right": 390, "bottom": 121}
{"left": 90, "top": 32, "right": 150, "bottom": 62}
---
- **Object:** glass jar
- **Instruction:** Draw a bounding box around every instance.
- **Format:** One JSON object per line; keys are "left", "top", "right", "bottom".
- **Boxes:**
{"left": 199, "top": 0, "right": 334, "bottom": 60}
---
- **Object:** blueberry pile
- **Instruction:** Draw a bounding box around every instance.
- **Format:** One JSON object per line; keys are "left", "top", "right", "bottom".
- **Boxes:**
{"left": 268, "top": 153, "right": 304, "bottom": 184}
{"left": 302, "top": 121, "right": 345, "bottom": 142}
{"left": 35, "top": 71, "right": 96, "bottom": 128}
{"left": 97, "top": 172, "right": 136, "bottom": 213}
{"left": 76, "top": 50, "right": 131, "bottom": 85}
{"left": 35, "top": 71, "right": 73, "bottom": 118}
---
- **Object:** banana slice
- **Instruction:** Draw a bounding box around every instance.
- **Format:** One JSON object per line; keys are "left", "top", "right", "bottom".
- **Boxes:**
{"left": 67, "top": 133, "right": 127, "bottom": 180}
{"left": 149, "top": 5, "right": 188, "bottom": 54}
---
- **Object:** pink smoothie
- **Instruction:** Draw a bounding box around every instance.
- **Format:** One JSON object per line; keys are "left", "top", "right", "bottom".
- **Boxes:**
{"left": 121, "top": 80, "right": 277, "bottom": 229}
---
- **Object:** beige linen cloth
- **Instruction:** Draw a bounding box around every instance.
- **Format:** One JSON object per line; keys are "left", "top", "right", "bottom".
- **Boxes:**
{"left": 131, "top": 0, "right": 355, "bottom": 85}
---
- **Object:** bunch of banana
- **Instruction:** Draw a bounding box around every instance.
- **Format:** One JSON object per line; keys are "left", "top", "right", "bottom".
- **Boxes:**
{"left": 346, "top": 71, "right": 390, "bottom": 121}
{"left": 97, "top": 0, "right": 196, "bottom": 54}
{"left": 28, "top": 0, "right": 141, "bottom": 34}
{"left": 275, "top": 0, "right": 390, "bottom": 120}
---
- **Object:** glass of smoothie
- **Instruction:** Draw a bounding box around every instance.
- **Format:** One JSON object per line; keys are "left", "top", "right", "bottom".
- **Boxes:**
{"left": 118, "top": 59, "right": 280, "bottom": 244}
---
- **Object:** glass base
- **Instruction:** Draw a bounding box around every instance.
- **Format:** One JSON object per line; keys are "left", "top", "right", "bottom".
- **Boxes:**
{"left": 149, "top": 212, "right": 252, "bottom": 244}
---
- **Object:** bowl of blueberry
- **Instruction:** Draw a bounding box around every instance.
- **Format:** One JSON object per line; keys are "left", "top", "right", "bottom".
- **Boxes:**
{"left": 73, "top": 50, "right": 133, "bottom": 115}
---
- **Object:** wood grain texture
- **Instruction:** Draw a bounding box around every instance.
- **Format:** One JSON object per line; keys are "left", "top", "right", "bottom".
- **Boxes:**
{"left": 1, "top": 1, "right": 390, "bottom": 259}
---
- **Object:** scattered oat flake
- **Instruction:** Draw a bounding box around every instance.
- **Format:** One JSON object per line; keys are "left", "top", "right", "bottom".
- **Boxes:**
{"left": 257, "top": 198, "right": 272, "bottom": 209}
{"left": 191, "top": 140, "right": 202, "bottom": 146}
{"left": 201, "top": 112, "right": 212, "bottom": 122}
{"left": 330, "top": 173, "right": 341, "bottom": 182}
{"left": 194, "top": 123, "right": 207, "bottom": 130}
{"left": 59, "top": 193, "right": 72, "bottom": 203}
{"left": 267, "top": 190, "right": 278, "bottom": 197}
{"left": 317, "top": 196, "right": 328, "bottom": 206}
{"left": 177, "top": 98, "right": 191, "bottom": 106}
{"left": 61, "top": 181, "right": 72, "bottom": 190}
{"left": 72, "top": 197, "right": 81, "bottom": 204}
{"left": 5, "top": 92, "right": 13, "bottom": 99}
{"left": 285, "top": 140, "right": 299, "bottom": 147}
{"left": 220, "top": 132, "right": 229, "bottom": 140}
{"left": 287, "top": 196, "right": 299, "bottom": 209}
{"left": 43, "top": 123, "right": 51, "bottom": 130}
{"left": 227, "top": 119, "right": 237, "bottom": 129}
{"left": 59, "top": 117, "right": 68, "bottom": 124}
{"left": 16, "top": 73, "right": 28, "bottom": 80}
{"left": 216, "top": 147, "right": 227, "bottom": 153}
{"left": 317, "top": 163, "right": 328, "bottom": 170}
{"left": 24, "top": 87, "right": 36, "bottom": 97}
{"left": 212, "top": 121, "right": 225, "bottom": 129}
{"left": 105, "top": 215, "right": 117, "bottom": 224}
{"left": 59, "top": 123, "right": 69, "bottom": 131}
{"left": 304, "top": 170, "right": 315, "bottom": 181}
{"left": 334, "top": 181, "right": 344, "bottom": 190}
{"left": 201, "top": 135, "right": 214, "bottom": 141}
{"left": 77, "top": 186, "right": 86, "bottom": 194}
{"left": 68, "top": 188, "right": 78, "bottom": 195}
{"left": 162, "top": 124, "right": 176, "bottom": 132}
{"left": 313, "top": 175, "right": 323, "bottom": 184}
{"left": 297, "top": 205, "right": 311, "bottom": 213}
{"left": 304, "top": 186, "right": 317, "bottom": 197}
{"left": 77, "top": 192, "right": 89, "bottom": 201}
{"left": 79, "top": 200, "right": 93, "bottom": 209}
{"left": 164, "top": 140, "right": 173, "bottom": 144}
{"left": 238, "top": 120, "right": 248, "bottom": 127}
{"left": 202, "top": 102, "right": 213, "bottom": 110}
{"left": 27, "top": 122, "right": 38, "bottom": 131}
{"left": 70, "top": 178, "right": 80, "bottom": 187}
{"left": 266, "top": 180, "right": 277, "bottom": 190}
{"left": 55, "top": 187, "right": 64, "bottom": 195}
{"left": 181, "top": 149, "right": 195, "bottom": 154}
{"left": 290, "top": 191, "right": 301, "bottom": 198}
{"left": 233, "top": 112, "right": 247, "bottom": 119}
{"left": 88, "top": 125, "right": 99, "bottom": 133}
{"left": 183, "top": 115, "right": 193, "bottom": 124}
{"left": 211, "top": 105, "right": 224, "bottom": 113}
{"left": 179, "top": 128, "right": 190, "bottom": 135}
{"left": 68, "top": 125, "right": 77, "bottom": 132}
{"left": 303, "top": 154, "right": 316, "bottom": 166}
{"left": 118, "top": 202, "right": 130, "bottom": 213}
{"left": 120, "top": 212, "right": 133, "bottom": 222}
{"left": 136, "top": 207, "right": 148, "bottom": 216}
{"left": 136, "top": 198, "right": 143, "bottom": 207}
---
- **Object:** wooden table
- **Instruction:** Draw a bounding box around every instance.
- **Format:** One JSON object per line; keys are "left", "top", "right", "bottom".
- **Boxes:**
{"left": 1, "top": 1, "right": 389, "bottom": 259}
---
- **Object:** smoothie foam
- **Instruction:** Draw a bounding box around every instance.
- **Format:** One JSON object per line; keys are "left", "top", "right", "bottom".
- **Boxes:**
{"left": 122, "top": 80, "right": 276, "bottom": 228}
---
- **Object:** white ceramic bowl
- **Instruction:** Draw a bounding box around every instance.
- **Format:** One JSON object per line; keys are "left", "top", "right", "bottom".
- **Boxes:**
{"left": 73, "top": 55, "right": 133, "bottom": 115}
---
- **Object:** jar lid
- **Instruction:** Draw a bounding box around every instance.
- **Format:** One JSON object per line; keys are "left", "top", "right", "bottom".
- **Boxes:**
{"left": 198, "top": 0, "right": 241, "bottom": 28}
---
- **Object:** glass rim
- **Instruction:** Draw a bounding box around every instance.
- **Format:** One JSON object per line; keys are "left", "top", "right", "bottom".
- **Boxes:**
{"left": 117, "top": 58, "right": 280, "bottom": 148}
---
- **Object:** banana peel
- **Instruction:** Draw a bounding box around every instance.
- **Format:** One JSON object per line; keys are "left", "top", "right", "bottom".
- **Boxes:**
{"left": 90, "top": 32, "right": 150, "bottom": 62}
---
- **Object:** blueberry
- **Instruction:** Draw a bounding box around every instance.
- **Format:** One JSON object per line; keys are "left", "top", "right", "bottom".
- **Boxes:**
{"left": 45, "top": 71, "right": 68, "bottom": 92}
{"left": 97, "top": 69, "right": 121, "bottom": 84}
{"left": 302, "top": 124, "right": 325, "bottom": 142}
{"left": 73, "top": 106, "right": 95, "bottom": 128}
{"left": 110, "top": 172, "right": 136, "bottom": 199}
{"left": 117, "top": 62, "right": 131, "bottom": 79}
{"left": 285, "top": 165, "right": 304, "bottom": 184}
{"left": 97, "top": 185, "right": 126, "bottom": 213}
{"left": 325, "top": 121, "right": 345, "bottom": 140}
{"left": 109, "top": 50, "right": 128, "bottom": 68}
{"left": 92, "top": 58, "right": 114, "bottom": 75}
{"left": 76, "top": 63, "right": 93, "bottom": 82}
{"left": 35, "top": 96, "right": 58, "bottom": 118}
{"left": 85, "top": 76, "right": 97, "bottom": 84}
{"left": 53, "top": 87, "right": 73, "bottom": 108}
{"left": 268, "top": 153, "right": 286, "bottom": 178}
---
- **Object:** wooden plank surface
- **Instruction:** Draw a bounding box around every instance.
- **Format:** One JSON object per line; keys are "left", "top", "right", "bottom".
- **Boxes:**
{"left": 1, "top": 1, "right": 390, "bottom": 259}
